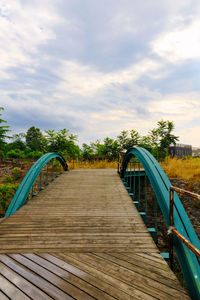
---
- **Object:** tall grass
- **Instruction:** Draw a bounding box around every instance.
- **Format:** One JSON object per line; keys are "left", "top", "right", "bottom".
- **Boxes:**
{"left": 68, "top": 160, "right": 118, "bottom": 169}
{"left": 161, "top": 157, "right": 200, "bottom": 186}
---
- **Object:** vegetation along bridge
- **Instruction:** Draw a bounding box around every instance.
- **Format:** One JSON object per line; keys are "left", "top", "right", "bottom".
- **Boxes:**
{"left": 0, "top": 148, "right": 199, "bottom": 299}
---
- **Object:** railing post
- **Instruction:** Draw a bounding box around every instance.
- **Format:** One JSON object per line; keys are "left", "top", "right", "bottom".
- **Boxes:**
{"left": 39, "top": 172, "right": 44, "bottom": 190}
{"left": 145, "top": 174, "right": 147, "bottom": 218}
{"left": 138, "top": 161, "right": 141, "bottom": 209}
{"left": 56, "top": 158, "right": 58, "bottom": 177}
{"left": 169, "top": 187, "right": 174, "bottom": 269}
{"left": 46, "top": 162, "right": 49, "bottom": 185}
{"left": 52, "top": 159, "right": 54, "bottom": 181}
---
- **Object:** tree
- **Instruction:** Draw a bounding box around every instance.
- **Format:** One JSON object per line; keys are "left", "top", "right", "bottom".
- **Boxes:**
{"left": 6, "top": 133, "right": 26, "bottom": 151}
{"left": 45, "top": 129, "right": 80, "bottom": 159}
{"left": 138, "top": 135, "right": 153, "bottom": 153}
{"left": 101, "top": 137, "right": 119, "bottom": 160}
{"left": 0, "top": 108, "right": 10, "bottom": 151}
{"left": 117, "top": 129, "right": 140, "bottom": 150}
{"left": 26, "top": 126, "right": 46, "bottom": 151}
{"left": 81, "top": 143, "right": 95, "bottom": 160}
{"left": 150, "top": 120, "right": 179, "bottom": 159}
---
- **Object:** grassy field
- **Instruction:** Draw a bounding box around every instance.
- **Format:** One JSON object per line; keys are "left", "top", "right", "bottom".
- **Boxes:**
{"left": 68, "top": 160, "right": 118, "bottom": 169}
{"left": 160, "top": 157, "right": 200, "bottom": 186}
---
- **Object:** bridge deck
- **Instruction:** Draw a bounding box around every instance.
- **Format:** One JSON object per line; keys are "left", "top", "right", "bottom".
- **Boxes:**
{"left": 0, "top": 169, "right": 190, "bottom": 299}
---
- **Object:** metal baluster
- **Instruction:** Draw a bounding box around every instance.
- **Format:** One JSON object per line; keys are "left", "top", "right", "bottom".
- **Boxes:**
{"left": 56, "top": 158, "right": 58, "bottom": 177}
{"left": 133, "top": 159, "right": 136, "bottom": 195}
{"left": 154, "top": 195, "right": 158, "bottom": 234}
{"left": 46, "top": 163, "right": 49, "bottom": 185}
{"left": 52, "top": 159, "right": 54, "bottom": 181}
{"left": 138, "top": 161, "right": 141, "bottom": 208}
{"left": 145, "top": 174, "right": 148, "bottom": 219}
{"left": 39, "top": 172, "right": 44, "bottom": 190}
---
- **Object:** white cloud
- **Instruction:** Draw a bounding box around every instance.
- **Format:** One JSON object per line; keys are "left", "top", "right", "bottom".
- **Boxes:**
{"left": 149, "top": 93, "right": 200, "bottom": 120}
{"left": 152, "top": 19, "right": 200, "bottom": 62}
{"left": 0, "top": 0, "right": 63, "bottom": 78}
{"left": 179, "top": 126, "right": 200, "bottom": 146}
{"left": 55, "top": 58, "right": 161, "bottom": 96}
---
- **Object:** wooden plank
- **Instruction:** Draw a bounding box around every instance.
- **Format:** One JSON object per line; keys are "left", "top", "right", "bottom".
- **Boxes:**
{"left": 0, "top": 169, "right": 190, "bottom": 299}
{"left": 0, "top": 255, "right": 74, "bottom": 300}
{"left": 0, "top": 290, "right": 9, "bottom": 300}
{"left": 65, "top": 253, "right": 190, "bottom": 299}
{"left": 0, "top": 261, "right": 52, "bottom": 300}
{"left": 9, "top": 254, "right": 95, "bottom": 300}
{"left": 0, "top": 273, "right": 30, "bottom": 300}
{"left": 39, "top": 253, "right": 138, "bottom": 300}
{"left": 53, "top": 253, "right": 156, "bottom": 300}
{"left": 24, "top": 253, "right": 115, "bottom": 300}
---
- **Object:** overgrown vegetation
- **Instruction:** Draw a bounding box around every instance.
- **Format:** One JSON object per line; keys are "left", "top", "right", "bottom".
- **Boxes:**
{"left": 0, "top": 107, "right": 179, "bottom": 161}
{"left": 0, "top": 107, "right": 185, "bottom": 217}
{"left": 0, "top": 183, "right": 19, "bottom": 217}
{"left": 161, "top": 157, "right": 200, "bottom": 183}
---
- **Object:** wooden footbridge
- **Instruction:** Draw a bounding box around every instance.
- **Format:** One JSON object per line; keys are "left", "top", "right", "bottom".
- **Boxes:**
{"left": 0, "top": 149, "right": 199, "bottom": 299}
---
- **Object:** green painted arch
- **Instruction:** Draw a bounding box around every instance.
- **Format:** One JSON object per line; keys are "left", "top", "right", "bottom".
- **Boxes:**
{"left": 121, "top": 147, "right": 200, "bottom": 299}
{"left": 5, "top": 153, "right": 68, "bottom": 217}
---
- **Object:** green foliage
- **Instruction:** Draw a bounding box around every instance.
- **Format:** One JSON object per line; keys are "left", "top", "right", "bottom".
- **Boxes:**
{"left": 3, "top": 175, "right": 13, "bottom": 184}
{"left": 81, "top": 138, "right": 119, "bottom": 161}
{"left": 117, "top": 130, "right": 140, "bottom": 150}
{"left": 138, "top": 136, "right": 153, "bottom": 152}
{"left": 0, "top": 183, "right": 19, "bottom": 217}
{"left": 7, "top": 149, "right": 23, "bottom": 158}
{"left": 100, "top": 137, "right": 119, "bottom": 160}
{"left": 0, "top": 150, "right": 5, "bottom": 158}
{"left": 45, "top": 129, "right": 80, "bottom": 159}
{"left": 150, "top": 120, "right": 179, "bottom": 160}
{"left": 0, "top": 107, "right": 10, "bottom": 151}
{"left": 24, "top": 151, "right": 43, "bottom": 159}
{"left": 3, "top": 167, "right": 22, "bottom": 184}
{"left": 81, "top": 143, "right": 95, "bottom": 160}
{"left": 11, "top": 167, "right": 22, "bottom": 181}
{"left": 26, "top": 126, "right": 46, "bottom": 151}
{"left": 6, "top": 133, "right": 26, "bottom": 152}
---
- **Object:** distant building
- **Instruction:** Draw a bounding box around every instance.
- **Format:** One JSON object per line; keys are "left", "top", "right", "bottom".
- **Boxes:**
{"left": 169, "top": 144, "right": 192, "bottom": 158}
{"left": 192, "top": 147, "right": 200, "bottom": 157}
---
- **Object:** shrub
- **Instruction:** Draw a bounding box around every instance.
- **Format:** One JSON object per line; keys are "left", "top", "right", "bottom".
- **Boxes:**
{"left": 3, "top": 175, "right": 13, "bottom": 183}
{"left": 24, "top": 151, "right": 43, "bottom": 159}
{"left": 7, "top": 149, "right": 23, "bottom": 158}
{"left": 24, "top": 148, "right": 32, "bottom": 154}
{"left": 0, "top": 183, "right": 19, "bottom": 217}
{"left": 11, "top": 167, "right": 22, "bottom": 181}
{"left": 0, "top": 150, "right": 5, "bottom": 158}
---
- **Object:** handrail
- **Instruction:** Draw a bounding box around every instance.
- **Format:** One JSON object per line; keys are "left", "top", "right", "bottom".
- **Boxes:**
{"left": 121, "top": 147, "right": 200, "bottom": 300}
{"left": 5, "top": 153, "right": 68, "bottom": 217}
{"left": 169, "top": 186, "right": 200, "bottom": 268}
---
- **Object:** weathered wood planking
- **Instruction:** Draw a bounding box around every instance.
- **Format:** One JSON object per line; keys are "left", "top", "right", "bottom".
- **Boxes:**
{"left": 0, "top": 169, "right": 190, "bottom": 299}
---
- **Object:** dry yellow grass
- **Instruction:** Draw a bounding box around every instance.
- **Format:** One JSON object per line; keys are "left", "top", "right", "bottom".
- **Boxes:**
{"left": 161, "top": 157, "right": 200, "bottom": 185}
{"left": 67, "top": 157, "right": 200, "bottom": 185}
{"left": 68, "top": 160, "right": 118, "bottom": 169}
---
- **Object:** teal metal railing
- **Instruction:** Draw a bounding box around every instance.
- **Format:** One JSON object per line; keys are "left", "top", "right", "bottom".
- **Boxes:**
{"left": 120, "top": 147, "right": 200, "bottom": 300}
{"left": 5, "top": 153, "right": 68, "bottom": 217}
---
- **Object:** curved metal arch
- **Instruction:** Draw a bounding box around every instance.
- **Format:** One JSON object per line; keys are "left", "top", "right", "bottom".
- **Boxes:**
{"left": 5, "top": 152, "right": 68, "bottom": 217}
{"left": 121, "top": 147, "right": 200, "bottom": 299}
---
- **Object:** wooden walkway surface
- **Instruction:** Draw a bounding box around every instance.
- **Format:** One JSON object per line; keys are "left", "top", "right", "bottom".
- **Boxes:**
{"left": 0, "top": 169, "right": 190, "bottom": 299}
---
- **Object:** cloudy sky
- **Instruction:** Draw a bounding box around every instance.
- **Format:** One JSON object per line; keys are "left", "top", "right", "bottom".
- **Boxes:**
{"left": 0, "top": 0, "right": 200, "bottom": 146}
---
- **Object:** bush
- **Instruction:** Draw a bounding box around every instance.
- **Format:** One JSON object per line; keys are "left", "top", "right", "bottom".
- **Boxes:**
{"left": 3, "top": 175, "right": 13, "bottom": 183}
{"left": 0, "top": 150, "right": 5, "bottom": 158}
{"left": 11, "top": 167, "right": 22, "bottom": 181}
{"left": 7, "top": 149, "right": 23, "bottom": 158}
{"left": 0, "top": 183, "right": 19, "bottom": 217}
{"left": 24, "top": 151, "right": 43, "bottom": 159}
{"left": 24, "top": 148, "right": 32, "bottom": 155}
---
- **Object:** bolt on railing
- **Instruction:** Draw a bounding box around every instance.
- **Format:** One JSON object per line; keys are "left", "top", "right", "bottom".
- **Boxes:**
{"left": 169, "top": 186, "right": 200, "bottom": 269}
